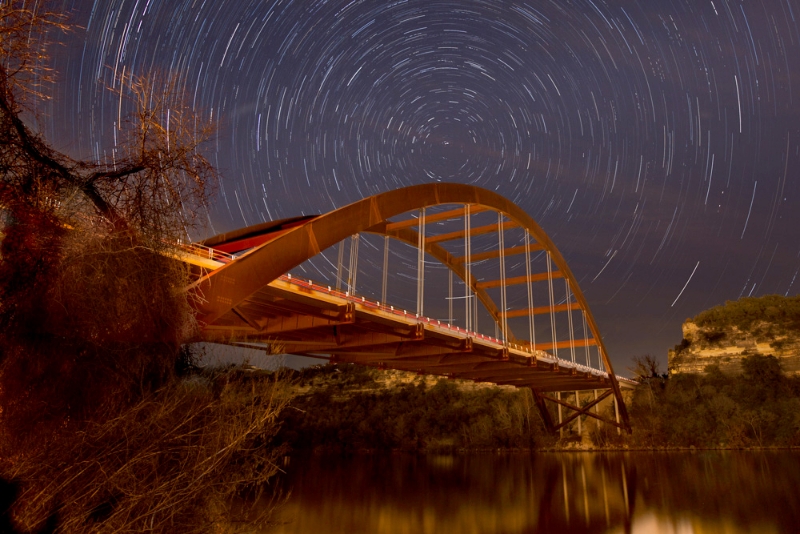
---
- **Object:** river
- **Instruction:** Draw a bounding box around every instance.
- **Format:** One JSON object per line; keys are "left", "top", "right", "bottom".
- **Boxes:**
{"left": 267, "top": 451, "right": 800, "bottom": 533}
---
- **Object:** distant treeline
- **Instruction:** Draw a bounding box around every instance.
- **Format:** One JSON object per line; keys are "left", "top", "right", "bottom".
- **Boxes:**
{"left": 275, "top": 353, "right": 800, "bottom": 452}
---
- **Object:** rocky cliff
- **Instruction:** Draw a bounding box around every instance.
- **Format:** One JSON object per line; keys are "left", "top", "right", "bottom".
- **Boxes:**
{"left": 668, "top": 295, "right": 800, "bottom": 375}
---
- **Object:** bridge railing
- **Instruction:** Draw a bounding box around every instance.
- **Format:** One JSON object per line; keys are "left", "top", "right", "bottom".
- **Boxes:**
{"left": 173, "top": 247, "right": 632, "bottom": 384}
{"left": 177, "top": 241, "right": 237, "bottom": 264}
{"left": 278, "top": 273, "right": 631, "bottom": 383}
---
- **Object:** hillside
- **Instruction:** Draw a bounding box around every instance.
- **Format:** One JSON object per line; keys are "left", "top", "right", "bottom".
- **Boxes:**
{"left": 668, "top": 295, "right": 800, "bottom": 375}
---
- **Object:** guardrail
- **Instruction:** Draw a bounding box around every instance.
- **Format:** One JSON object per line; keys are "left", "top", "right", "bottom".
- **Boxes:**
{"left": 276, "top": 272, "right": 634, "bottom": 383}
{"left": 177, "top": 241, "right": 237, "bottom": 264}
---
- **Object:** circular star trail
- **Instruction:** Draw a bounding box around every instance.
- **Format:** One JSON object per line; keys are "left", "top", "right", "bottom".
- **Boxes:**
{"left": 49, "top": 0, "right": 800, "bottom": 369}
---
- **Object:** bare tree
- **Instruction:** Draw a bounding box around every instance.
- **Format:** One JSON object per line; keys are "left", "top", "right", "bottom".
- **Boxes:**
{"left": 0, "top": 4, "right": 293, "bottom": 532}
{"left": 0, "top": 0, "right": 217, "bottom": 446}
{"left": 1, "top": 3, "right": 215, "bottom": 234}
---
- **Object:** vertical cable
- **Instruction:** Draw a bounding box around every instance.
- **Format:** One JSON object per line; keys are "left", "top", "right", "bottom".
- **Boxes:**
{"left": 582, "top": 312, "right": 591, "bottom": 368}
{"left": 416, "top": 208, "right": 425, "bottom": 317}
{"left": 525, "top": 232, "right": 535, "bottom": 352}
{"left": 473, "top": 275, "right": 479, "bottom": 334}
{"left": 382, "top": 235, "right": 389, "bottom": 305}
{"left": 547, "top": 253, "right": 558, "bottom": 358}
{"left": 348, "top": 234, "right": 359, "bottom": 294}
{"left": 566, "top": 279, "right": 576, "bottom": 363}
{"left": 464, "top": 205, "right": 472, "bottom": 332}
{"left": 497, "top": 212, "right": 508, "bottom": 346}
{"left": 336, "top": 240, "right": 345, "bottom": 292}
{"left": 448, "top": 270, "right": 453, "bottom": 326}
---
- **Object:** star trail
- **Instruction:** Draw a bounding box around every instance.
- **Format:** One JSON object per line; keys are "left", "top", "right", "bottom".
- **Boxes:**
{"left": 47, "top": 0, "right": 800, "bottom": 370}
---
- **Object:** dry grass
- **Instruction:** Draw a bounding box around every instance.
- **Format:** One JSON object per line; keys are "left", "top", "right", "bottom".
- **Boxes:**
{"left": 2, "top": 370, "right": 292, "bottom": 533}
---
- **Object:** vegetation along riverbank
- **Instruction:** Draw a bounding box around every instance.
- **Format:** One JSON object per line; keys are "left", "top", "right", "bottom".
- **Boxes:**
{"left": 274, "top": 346, "right": 800, "bottom": 453}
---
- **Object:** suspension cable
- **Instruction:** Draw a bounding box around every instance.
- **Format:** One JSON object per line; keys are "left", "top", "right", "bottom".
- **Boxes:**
{"left": 525, "top": 231, "right": 535, "bottom": 352}
{"left": 582, "top": 311, "right": 591, "bottom": 367}
{"left": 547, "top": 252, "right": 558, "bottom": 358}
{"left": 348, "top": 233, "right": 359, "bottom": 294}
{"left": 497, "top": 212, "right": 508, "bottom": 346}
{"left": 416, "top": 208, "right": 425, "bottom": 317}
{"left": 464, "top": 204, "right": 472, "bottom": 332}
{"left": 382, "top": 235, "right": 389, "bottom": 304}
{"left": 448, "top": 270, "right": 453, "bottom": 326}
{"left": 566, "top": 279, "right": 576, "bottom": 363}
{"left": 336, "top": 240, "right": 345, "bottom": 292}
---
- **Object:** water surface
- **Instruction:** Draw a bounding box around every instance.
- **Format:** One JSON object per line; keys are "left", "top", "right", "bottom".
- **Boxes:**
{"left": 270, "top": 451, "right": 800, "bottom": 533}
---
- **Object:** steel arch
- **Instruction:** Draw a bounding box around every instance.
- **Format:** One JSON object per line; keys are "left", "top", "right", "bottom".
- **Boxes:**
{"left": 190, "top": 183, "right": 629, "bottom": 427}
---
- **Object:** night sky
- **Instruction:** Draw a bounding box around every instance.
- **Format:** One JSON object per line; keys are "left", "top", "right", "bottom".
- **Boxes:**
{"left": 44, "top": 0, "right": 800, "bottom": 373}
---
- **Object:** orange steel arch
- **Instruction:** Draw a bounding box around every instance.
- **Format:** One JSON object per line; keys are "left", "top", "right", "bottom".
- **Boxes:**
{"left": 190, "top": 183, "right": 630, "bottom": 423}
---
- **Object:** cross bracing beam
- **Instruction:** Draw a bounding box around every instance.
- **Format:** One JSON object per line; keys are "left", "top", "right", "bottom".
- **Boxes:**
{"left": 539, "top": 391, "right": 626, "bottom": 430}
{"left": 386, "top": 206, "right": 489, "bottom": 230}
{"left": 475, "top": 271, "right": 564, "bottom": 289}
{"left": 530, "top": 339, "right": 598, "bottom": 351}
{"left": 504, "top": 302, "right": 581, "bottom": 318}
{"left": 451, "top": 243, "right": 543, "bottom": 264}
{"left": 424, "top": 220, "right": 520, "bottom": 244}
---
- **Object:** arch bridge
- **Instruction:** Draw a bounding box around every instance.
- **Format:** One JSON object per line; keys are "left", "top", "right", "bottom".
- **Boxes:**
{"left": 185, "top": 183, "right": 634, "bottom": 434}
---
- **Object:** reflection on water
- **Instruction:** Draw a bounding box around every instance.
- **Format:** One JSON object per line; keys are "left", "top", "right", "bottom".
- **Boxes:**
{"left": 269, "top": 451, "right": 800, "bottom": 534}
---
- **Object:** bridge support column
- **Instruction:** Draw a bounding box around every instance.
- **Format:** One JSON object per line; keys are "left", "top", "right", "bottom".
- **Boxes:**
{"left": 530, "top": 388, "right": 555, "bottom": 434}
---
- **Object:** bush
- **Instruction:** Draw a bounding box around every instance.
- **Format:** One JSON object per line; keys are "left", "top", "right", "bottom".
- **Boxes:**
{"left": 1, "top": 370, "right": 291, "bottom": 533}
{"left": 275, "top": 366, "right": 553, "bottom": 452}
{"left": 627, "top": 354, "right": 800, "bottom": 448}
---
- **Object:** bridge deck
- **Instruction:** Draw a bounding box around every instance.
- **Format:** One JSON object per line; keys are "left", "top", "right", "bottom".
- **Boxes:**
{"left": 198, "top": 271, "right": 636, "bottom": 393}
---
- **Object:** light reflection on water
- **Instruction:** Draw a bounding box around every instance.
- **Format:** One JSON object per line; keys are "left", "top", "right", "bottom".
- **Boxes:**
{"left": 269, "top": 451, "right": 800, "bottom": 534}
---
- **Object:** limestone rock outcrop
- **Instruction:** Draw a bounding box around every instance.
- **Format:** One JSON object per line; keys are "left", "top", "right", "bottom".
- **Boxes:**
{"left": 668, "top": 295, "right": 800, "bottom": 375}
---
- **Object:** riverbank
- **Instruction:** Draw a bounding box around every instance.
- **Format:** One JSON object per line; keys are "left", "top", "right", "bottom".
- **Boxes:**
{"left": 275, "top": 355, "right": 800, "bottom": 452}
